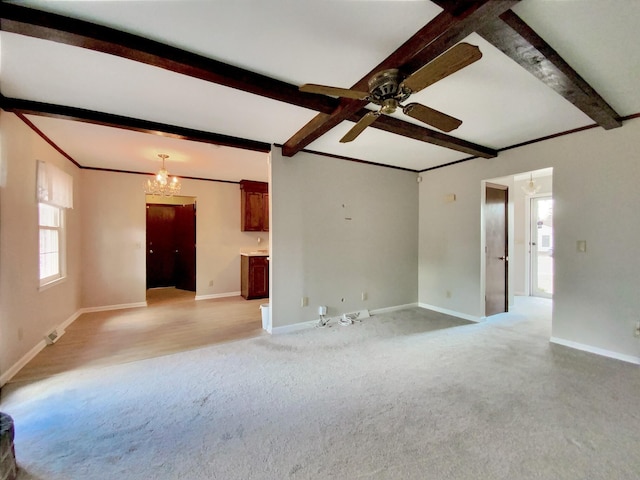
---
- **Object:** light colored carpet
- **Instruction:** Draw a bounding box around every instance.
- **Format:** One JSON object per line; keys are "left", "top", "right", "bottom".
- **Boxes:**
{"left": 1, "top": 297, "right": 639, "bottom": 479}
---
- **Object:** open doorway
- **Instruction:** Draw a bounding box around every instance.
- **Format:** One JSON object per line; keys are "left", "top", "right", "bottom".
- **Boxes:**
{"left": 482, "top": 168, "right": 553, "bottom": 318}
{"left": 530, "top": 196, "right": 553, "bottom": 298}
{"left": 516, "top": 169, "right": 553, "bottom": 298}
{"left": 146, "top": 195, "right": 196, "bottom": 298}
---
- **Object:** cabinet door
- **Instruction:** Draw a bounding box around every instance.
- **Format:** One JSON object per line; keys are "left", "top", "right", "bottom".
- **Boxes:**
{"left": 242, "top": 191, "right": 264, "bottom": 231}
{"left": 249, "top": 257, "right": 269, "bottom": 298}
{"left": 262, "top": 193, "right": 269, "bottom": 232}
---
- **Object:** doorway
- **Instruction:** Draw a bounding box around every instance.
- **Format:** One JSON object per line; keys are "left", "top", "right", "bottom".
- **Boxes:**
{"left": 530, "top": 196, "right": 553, "bottom": 298}
{"left": 485, "top": 183, "right": 508, "bottom": 316}
{"left": 146, "top": 203, "right": 196, "bottom": 291}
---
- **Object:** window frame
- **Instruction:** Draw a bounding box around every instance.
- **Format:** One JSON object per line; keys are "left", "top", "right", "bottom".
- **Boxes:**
{"left": 38, "top": 202, "right": 67, "bottom": 289}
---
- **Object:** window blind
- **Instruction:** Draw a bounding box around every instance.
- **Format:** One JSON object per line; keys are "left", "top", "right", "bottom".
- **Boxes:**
{"left": 37, "top": 160, "right": 74, "bottom": 209}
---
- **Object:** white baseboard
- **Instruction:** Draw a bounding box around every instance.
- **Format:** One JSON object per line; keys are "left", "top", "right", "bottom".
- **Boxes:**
{"left": 80, "top": 302, "right": 147, "bottom": 314}
{"left": 0, "top": 339, "right": 47, "bottom": 386}
{"left": 0, "top": 308, "right": 85, "bottom": 386}
{"left": 370, "top": 303, "right": 418, "bottom": 315}
{"left": 272, "top": 304, "right": 421, "bottom": 334}
{"left": 418, "top": 303, "right": 484, "bottom": 323}
{"left": 550, "top": 336, "right": 640, "bottom": 365}
{"left": 195, "top": 291, "right": 241, "bottom": 301}
{"left": 59, "top": 310, "right": 83, "bottom": 331}
{"left": 271, "top": 319, "right": 318, "bottom": 335}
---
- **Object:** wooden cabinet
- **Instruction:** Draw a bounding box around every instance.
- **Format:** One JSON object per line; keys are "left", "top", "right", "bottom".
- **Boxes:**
{"left": 240, "top": 180, "right": 268, "bottom": 232}
{"left": 241, "top": 255, "right": 269, "bottom": 299}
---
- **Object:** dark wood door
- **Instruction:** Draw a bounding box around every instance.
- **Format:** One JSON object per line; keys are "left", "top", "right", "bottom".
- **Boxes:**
{"left": 485, "top": 184, "right": 508, "bottom": 316}
{"left": 146, "top": 203, "right": 196, "bottom": 291}
{"left": 147, "top": 205, "right": 176, "bottom": 288}
{"left": 174, "top": 204, "right": 196, "bottom": 292}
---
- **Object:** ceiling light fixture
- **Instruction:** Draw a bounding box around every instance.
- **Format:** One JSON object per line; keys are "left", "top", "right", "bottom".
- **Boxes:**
{"left": 521, "top": 173, "right": 541, "bottom": 195}
{"left": 144, "top": 154, "right": 181, "bottom": 196}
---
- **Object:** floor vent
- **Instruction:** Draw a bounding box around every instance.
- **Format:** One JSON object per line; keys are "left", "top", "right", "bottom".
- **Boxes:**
{"left": 45, "top": 329, "right": 64, "bottom": 345}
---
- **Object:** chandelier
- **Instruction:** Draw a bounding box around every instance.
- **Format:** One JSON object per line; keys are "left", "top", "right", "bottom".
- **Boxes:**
{"left": 521, "top": 173, "right": 541, "bottom": 195}
{"left": 144, "top": 154, "right": 181, "bottom": 196}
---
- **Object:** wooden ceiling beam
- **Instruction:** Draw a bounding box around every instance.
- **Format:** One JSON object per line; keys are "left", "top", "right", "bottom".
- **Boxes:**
{"left": 1, "top": 3, "right": 497, "bottom": 159}
{"left": 477, "top": 10, "right": 621, "bottom": 130}
{"left": 366, "top": 114, "right": 497, "bottom": 158}
{"left": 281, "top": 0, "right": 519, "bottom": 157}
{"left": 1, "top": 96, "right": 272, "bottom": 153}
{"left": 0, "top": 3, "right": 337, "bottom": 115}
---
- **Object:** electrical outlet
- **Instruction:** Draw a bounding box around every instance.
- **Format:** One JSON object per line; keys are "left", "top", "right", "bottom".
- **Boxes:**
{"left": 301, "top": 297, "right": 308, "bottom": 307}
{"left": 209, "top": 280, "right": 214, "bottom": 287}
{"left": 361, "top": 292, "right": 368, "bottom": 301}
{"left": 635, "top": 321, "right": 640, "bottom": 338}
{"left": 318, "top": 305, "right": 327, "bottom": 316}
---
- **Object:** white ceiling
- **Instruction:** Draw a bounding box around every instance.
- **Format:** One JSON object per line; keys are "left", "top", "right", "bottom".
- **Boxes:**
{"left": 2, "top": 0, "right": 639, "bottom": 181}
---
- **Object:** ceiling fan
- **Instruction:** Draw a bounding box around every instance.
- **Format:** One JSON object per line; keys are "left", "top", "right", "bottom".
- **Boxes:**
{"left": 299, "top": 43, "right": 482, "bottom": 143}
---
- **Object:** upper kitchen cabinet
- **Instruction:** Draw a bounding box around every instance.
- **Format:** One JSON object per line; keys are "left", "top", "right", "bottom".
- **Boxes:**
{"left": 240, "top": 180, "right": 269, "bottom": 232}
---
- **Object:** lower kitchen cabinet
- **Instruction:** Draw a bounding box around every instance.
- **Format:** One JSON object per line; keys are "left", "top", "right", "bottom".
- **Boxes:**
{"left": 241, "top": 255, "right": 269, "bottom": 299}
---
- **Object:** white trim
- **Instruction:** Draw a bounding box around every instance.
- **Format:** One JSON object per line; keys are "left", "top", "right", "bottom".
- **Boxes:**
{"left": 38, "top": 275, "right": 68, "bottom": 292}
{"left": 550, "top": 337, "right": 640, "bottom": 365}
{"left": 59, "top": 310, "right": 83, "bottom": 331}
{"left": 195, "top": 291, "right": 241, "bottom": 301}
{"left": 0, "top": 309, "right": 83, "bottom": 386}
{"left": 271, "top": 319, "right": 317, "bottom": 335}
{"left": 418, "top": 303, "right": 484, "bottom": 323}
{"left": 370, "top": 303, "right": 418, "bottom": 315}
{"left": 0, "top": 339, "right": 47, "bottom": 386}
{"left": 79, "top": 302, "right": 147, "bottom": 314}
{"left": 271, "top": 304, "right": 419, "bottom": 334}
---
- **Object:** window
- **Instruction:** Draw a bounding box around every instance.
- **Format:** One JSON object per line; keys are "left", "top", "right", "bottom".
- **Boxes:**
{"left": 36, "top": 160, "right": 73, "bottom": 288}
{"left": 39, "top": 203, "right": 65, "bottom": 285}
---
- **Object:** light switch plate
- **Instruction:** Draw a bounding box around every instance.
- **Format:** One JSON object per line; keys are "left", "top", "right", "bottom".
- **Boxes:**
{"left": 577, "top": 240, "right": 587, "bottom": 252}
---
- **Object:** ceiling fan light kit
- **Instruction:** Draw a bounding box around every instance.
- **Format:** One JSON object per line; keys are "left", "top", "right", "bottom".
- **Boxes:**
{"left": 300, "top": 42, "right": 483, "bottom": 143}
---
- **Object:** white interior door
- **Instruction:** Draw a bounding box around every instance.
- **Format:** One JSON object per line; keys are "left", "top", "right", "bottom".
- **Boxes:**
{"left": 530, "top": 196, "right": 553, "bottom": 298}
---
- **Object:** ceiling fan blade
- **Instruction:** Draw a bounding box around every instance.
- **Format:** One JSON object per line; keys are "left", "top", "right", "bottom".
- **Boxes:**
{"left": 299, "top": 84, "right": 370, "bottom": 100}
{"left": 340, "top": 111, "right": 380, "bottom": 143}
{"left": 402, "top": 103, "right": 462, "bottom": 132}
{"left": 401, "top": 43, "right": 482, "bottom": 93}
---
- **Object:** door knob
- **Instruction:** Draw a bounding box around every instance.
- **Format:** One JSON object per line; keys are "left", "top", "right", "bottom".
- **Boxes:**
{"left": 499, "top": 256, "right": 507, "bottom": 260}
{"left": 149, "top": 250, "right": 153, "bottom": 254}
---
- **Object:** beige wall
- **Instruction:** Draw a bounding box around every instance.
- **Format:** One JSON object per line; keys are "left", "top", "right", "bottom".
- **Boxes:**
{"left": 0, "top": 111, "right": 82, "bottom": 379}
{"left": 80, "top": 170, "right": 148, "bottom": 307}
{"left": 270, "top": 147, "right": 419, "bottom": 329}
{"left": 419, "top": 117, "right": 640, "bottom": 362}
{"left": 80, "top": 170, "right": 268, "bottom": 308}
